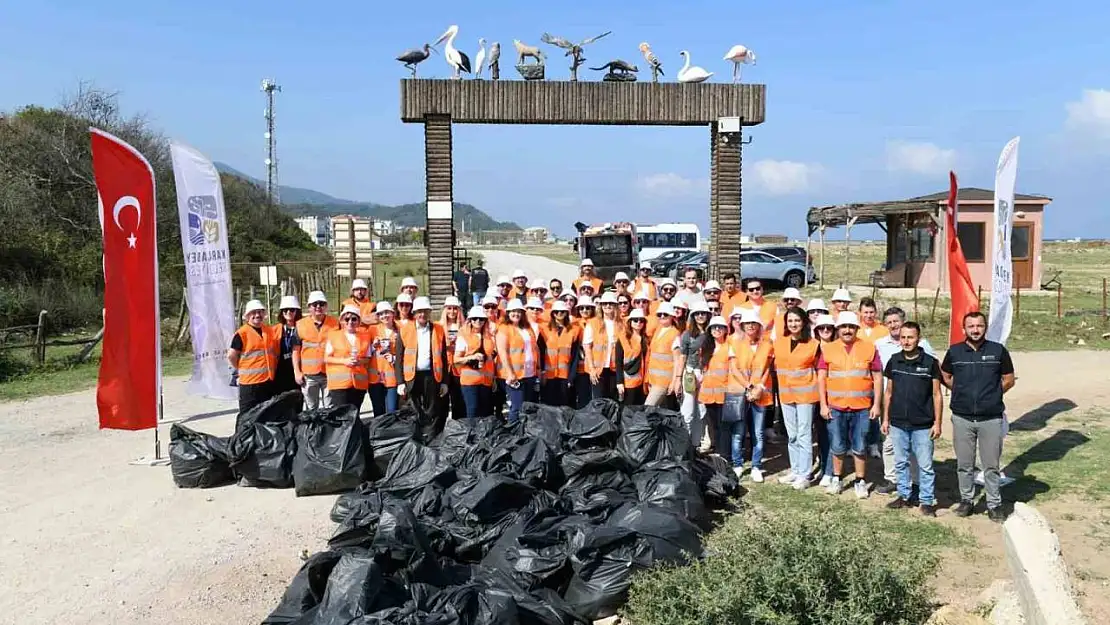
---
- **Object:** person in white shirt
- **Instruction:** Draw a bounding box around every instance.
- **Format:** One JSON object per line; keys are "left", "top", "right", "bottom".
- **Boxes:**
{"left": 583, "top": 292, "right": 622, "bottom": 400}
{"left": 394, "top": 297, "right": 448, "bottom": 441}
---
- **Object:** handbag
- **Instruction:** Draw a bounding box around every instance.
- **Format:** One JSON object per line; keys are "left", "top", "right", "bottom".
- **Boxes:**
{"left": 682, "top": 369, "right": 697, "bottom": 394}
{"left": 721, "top": 393, "right": 748, "bottom": 423}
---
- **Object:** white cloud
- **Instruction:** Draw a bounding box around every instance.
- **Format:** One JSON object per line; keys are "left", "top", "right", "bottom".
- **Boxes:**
{"left": 885, "top": 141, "right": 957, "bottom": 175}
{"left": 747, "top": 159, "right": 819, "bottom": 195}
{"left": 634, "top": 173, "right": 708, "bottom": 198}
{"left": 1065, "top": 89, "right": 1110, "bottom": 137}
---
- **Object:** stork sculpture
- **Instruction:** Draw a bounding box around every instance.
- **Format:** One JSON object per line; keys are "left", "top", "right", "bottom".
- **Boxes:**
{"left": 434, "top": 25, "right": 471, "bottom": 79}
{"left": 474, "top": 38, "right": 487, "bottom": 79}
{"left": 540, "top": 31, "right": 611, "bottom": 81}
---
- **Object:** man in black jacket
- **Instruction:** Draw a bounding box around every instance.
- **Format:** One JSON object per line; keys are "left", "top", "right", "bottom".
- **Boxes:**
{"left": 941, "top": 311, "right": 1016, "bottom": 522}
{"left": 468, "top": 261, "right": 490, "bottom": 307}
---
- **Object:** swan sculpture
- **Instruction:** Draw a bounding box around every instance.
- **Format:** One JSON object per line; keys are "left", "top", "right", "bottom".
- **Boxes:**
{"left": 677, "top": 50, "right": 712, "bottom": 83}
{"left": 474, "top": 38, "right": 487, "bottom": 79}
{"left": 723, "top": 44, "right": 757, "bottom": 83}
{"left": 434, "top": 25, "right": 471, "bottom": 78}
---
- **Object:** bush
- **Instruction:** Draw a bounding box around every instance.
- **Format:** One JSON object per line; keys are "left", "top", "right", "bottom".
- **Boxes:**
{"left": 0, "top": 350, "right": 32, "bottom": 383}
{"left": 624, "top": 505, "right": 938, "bottom": 625}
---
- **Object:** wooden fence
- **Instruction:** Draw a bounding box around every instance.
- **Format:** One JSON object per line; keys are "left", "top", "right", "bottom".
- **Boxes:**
{"left": 0, "top": 311, "right": 103, "bottom": 365}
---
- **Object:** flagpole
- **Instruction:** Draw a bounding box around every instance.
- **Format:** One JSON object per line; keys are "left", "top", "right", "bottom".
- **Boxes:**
{"left": 155, "top": 391, "right": 164, "bottom": 460}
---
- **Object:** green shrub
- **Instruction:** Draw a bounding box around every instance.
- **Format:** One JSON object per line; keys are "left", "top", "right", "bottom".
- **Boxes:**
{"left": 0, "top": 350, "right": 32, "bottom": 382}
{"left": 625, "top": 505, "right": 938, "bottom": 625}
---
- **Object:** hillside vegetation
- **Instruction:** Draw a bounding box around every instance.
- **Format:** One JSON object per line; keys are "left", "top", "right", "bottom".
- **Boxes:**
{"left": 0, "top": 87, "right": 329, "bottom": 331}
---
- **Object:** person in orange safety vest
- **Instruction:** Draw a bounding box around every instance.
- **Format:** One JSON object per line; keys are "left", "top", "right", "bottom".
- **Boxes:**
{"left": 227, "top": 299, "right": 280, "bottom": 420}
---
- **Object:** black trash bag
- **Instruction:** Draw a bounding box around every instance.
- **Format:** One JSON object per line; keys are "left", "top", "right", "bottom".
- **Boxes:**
{"left": 370, "top": 495, "right": 448, "bottom": 585}
{"left": 607, "top": 502, "right": 705, "bottom": 564}
{"left": 519, "top": 402, "right": 575, "bottom": 448}
{"left": 632, "top": 459, "right": 710, "bottom": 529}
{"left": 308, "top": 550, "right": 408, "bottom": 625}
{"left": 581, "top": 398, "right": 622, "bottom": 426}
{"left": 328, "top": 488, "right": 384, "bottom": 549}
{"left": 168, "top": 423, "right": 234, "bottom": 489}
{"left": 447, "top": 474, "right": 537, "bottom": 524}
{"left": 563, "top": 410, "right": 619, "bottom": 451}
{"left": 616, "top": 405, "right": 693, "bottom": 469}
{"left": 293, "top": 404, "right": 371, "bottom": 497}
{"left": 560, "top": 485, "right": 634, "bottom": 521}
{"left": 231, "top": 420, "right": 297, "bottom": 488}
{"left": 690, "top": 453, "right": 742, "bottom": 504}
{"left": 481, "top": 508, "right": 584, "bottom": 592}
{"left": 560, "top": 449, "right": 635, "bottom": 495}
{"left": 377, "top": 440, "right": 457, "bottom": 499}
{"left": 482, "top": 437, "right": 561, "bottom": 490}
{"left": 424, "top": 582, "right": 521, "bottom": 625}
{"left": 363, "top": 407, "right": 419, "bottom": 477}
{"left": 562, "top": 525, "right": 654, "bottom": 621}
{"left": 262, "top": 549, "right": 345, "bottom": 624}
{"left": 443, "top": 491, "right": 555, "bottom": 563}
{"left": 235, "top": 389, "right": 303, "bottom": 432}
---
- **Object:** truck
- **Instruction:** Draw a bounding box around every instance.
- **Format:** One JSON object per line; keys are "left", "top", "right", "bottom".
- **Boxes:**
{"left": 572, "top": 221, "right": 639, "bottom": 285}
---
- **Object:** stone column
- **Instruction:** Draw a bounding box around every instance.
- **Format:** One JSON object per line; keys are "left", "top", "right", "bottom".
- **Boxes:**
{"left": 712, "top": 122, "right": 742, "bottom": 279}
{"left": 424, "top": 114, "right": 454, "bottom": 309}
{"left": 708, "top": 123, "right": 719, "bottom": 280}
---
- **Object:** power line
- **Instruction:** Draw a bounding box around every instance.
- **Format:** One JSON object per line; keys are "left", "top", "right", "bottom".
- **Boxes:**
{"left": 261, "top": 78, "right": 282, "bottom": 205}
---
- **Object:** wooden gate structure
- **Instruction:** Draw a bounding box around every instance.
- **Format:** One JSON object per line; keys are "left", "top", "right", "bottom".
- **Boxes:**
{"left": 400, "top": 79, "right": 766, "bottom": 305}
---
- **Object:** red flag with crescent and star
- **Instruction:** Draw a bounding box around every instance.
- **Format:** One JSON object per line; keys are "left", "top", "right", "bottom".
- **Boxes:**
{"left": 90, "top": 128, "right": 161, "bottom": 430}
{"left": 946, "top": 171, "right": 980, "bottom": 347}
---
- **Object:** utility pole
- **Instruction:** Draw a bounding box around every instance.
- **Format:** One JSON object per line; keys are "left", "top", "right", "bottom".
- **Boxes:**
{"left": 261, "top": 78, "right": 282, "bottom": 205}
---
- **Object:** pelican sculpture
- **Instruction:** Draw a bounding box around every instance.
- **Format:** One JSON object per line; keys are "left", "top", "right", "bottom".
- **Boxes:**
{"left": 639, "top": 42, "right": 664, "bottom": 82}
{"left": 434, "top": 25, "right": 471, "bottom": 79}
{"left": 474, "top": 38, "right": 487, "bottom": 79}
{"left": 488, "top": 41, "right": 501, "bottom": 79}
{"left": 677, "top": 51, "right": 712, "bottom": 83}
{"left": 395, "top": 44, "right": 436, "bottom": 78}
{"left": 723, "top": 44, "right": 757, "bottom": 83}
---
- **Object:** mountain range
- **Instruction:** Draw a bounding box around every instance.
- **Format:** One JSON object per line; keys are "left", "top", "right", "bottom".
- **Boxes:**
{"left": 213, "top": 162, "right": 522, "bottom": 231}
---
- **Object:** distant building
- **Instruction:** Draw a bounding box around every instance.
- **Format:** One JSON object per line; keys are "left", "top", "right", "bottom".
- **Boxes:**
{"left": 374, "top": 220, "right": 396, "bottom": 236}
{"left": 331, "top": 215, "right": 380, "bottom": 279}
{"left": 754, "top": 234, "right": 789, "bottom": 244}
{"left": 523, "top": 226, "right": 550, "bottom": 243}
{"left": 295, "top": 216, "right": 332, "bottom": 247}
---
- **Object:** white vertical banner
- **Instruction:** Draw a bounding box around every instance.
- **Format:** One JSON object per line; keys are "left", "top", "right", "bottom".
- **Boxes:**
{"left": 170, "top": 142, "right": 237, "bottom": 400}
{"left": 987, "top": 136, "right": 1020, "bottom": 344}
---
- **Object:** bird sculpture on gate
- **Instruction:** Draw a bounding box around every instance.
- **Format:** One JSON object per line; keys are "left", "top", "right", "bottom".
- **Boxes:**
{"left": 474, "top": 38, "right": 487, "bottom": 79}
{"left": 434, "top": 25, "right": 471, "bottom": 78}
{"left": 395, "top": 44, "right": 436, "bottom": 77}
{"left": 677, "top": 50, "right": 712, "bottom": 83}
{"left": 639, "top": 42, "right": 664, "bottom": 82}
{"left": 723, "top": 44, "right": 757, "bottom": 83}
{"left": 540, "top": 31, "right": 612, "bottom": 81}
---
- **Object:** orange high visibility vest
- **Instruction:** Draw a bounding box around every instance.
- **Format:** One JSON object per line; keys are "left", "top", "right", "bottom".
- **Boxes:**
{"left": 324, "top": 329, "right": 372, "bottom": 391}
{"left": 858, "top": 322, "right": 890, "bottom": 344}
{"left": 772, "top": 336, "right": 820, "bottom": 405}
{"left": 646, "top": 325, "right": 679, "bottom": 389}
{"left": 727, "top": 336, "right": 774, "bottom": 407}
{"left": 498, "top": 324, "right": 539, "bottom": 380}
{"left": 400, "top": 322, "right": 446, "bottom": 384}
{"left": 616, "top": 331, "right": 646, "bottom": 389}
{"left": 296, "top": 316, "right": 340, "bottom": 376}
{"left": 587, "top": 317, "right": 619, "bottom": 373}
{"left": 573, "top": 276, "right": 603, "bottom": 294}
{"left": 234, "top": 324, "right": 279, "bottom": 385}
{"left": 821, "top": 339, "right": 877, "bottom": 410}
{"left": 721, "top": 291, "right": 748, "bottom": 319}
{"left": 455, "top": 327, "right": 495, "bottom": 387}
{"left": 631, "top": 277, "right": 658, "bottom": 300}
{"left": 698, "top": 338, "right": 731, "bottom": 405}
{"left": 574, "top": 317, "right": 593, "bottom": 374}
{"left": 541, "top": 324, "right": 580, "bottom": 380}
{"left": 342, "top": 297, "right": 377, "bottom": 326}
{"left": 371, "top": 325, "right": 399, "bottom": 388}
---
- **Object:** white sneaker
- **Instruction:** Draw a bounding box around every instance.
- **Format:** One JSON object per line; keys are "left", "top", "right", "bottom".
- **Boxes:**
{"left": 732, "top": 466, "right": 744, "bottom": 478}
{"left": 819, "top": 475, "right": 833, "bottom": 488}
{"left": 778, "top": 471, "right": 796, "bottom": 484}
{"left": 825, "top": 477, "right": 841, "bottom": 494}
{"left": 750, "top": 468, "right": 764, "bottom": 483}
{"left": 854, "top": 480, "right": 869, "bottom": 499}
{"left": 793, "top": 476, "right": 810, "bottom": 490}
{"left": 869, "top": 444, "right": 882, "bottom": 459}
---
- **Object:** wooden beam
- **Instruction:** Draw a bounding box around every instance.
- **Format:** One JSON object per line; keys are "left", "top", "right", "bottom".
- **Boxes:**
{"left": 424, "top": 114, "right": 454, "bottom": 308}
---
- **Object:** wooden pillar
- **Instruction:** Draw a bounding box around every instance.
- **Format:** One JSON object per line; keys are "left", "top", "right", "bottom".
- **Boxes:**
{"left": 708, "top": 123, "right": 719, "bottom": 279}
{"left": 712, "top": 122, "right": 742, "bottom": 279}
{"left": 424, "top": 114, "right": 454, "bottom": 309}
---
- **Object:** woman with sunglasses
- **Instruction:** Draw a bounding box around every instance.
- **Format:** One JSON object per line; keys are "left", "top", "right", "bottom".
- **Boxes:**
{"left": 495, "top": 300, "right": 541, "bottom": 424}
{"left": 723, "top": 309, "right": 774, "bottom": 481}
{"left": 453, "top": 305, "right": 496, "bottom": 421}
{"left": 525, "top": 297, "right": 546, "bottom": 335}
{"left": 671, "top": 297, "right": 689, "bottom": 333}
{"left": 698, "top": 315, "right": 732, "bottom": 453}
{"left": 480, "top": 293, "right": 506, "bottom": 417}
{"left": 440, "top": 295, "right": 465, "bottom": 421}
{"left": 367, "top": 301, "right": 401, "bottom": 416}
{"left": 584, "top": 292, "right": 623, "bottom": 400}
{"left": 324, "top": 304, "right": 374, "bottom": 411}
{"left": 675, "top": 300, "right": 714, "bottom": 447}
{"left": 572, "top": 296, "right": 597, "bottom": 408}
{"left": 273, "top": 295, "right": 306, "bottom": 411}
{"left": 394, "top": 293, "right": 414, "bottom": 327}
{"left": 806, "top": 298, "right": 830, "bottom": 327}
{"left": 616, "top": 308, "right": 650, "bottom": 405}
{"left": 540, "top": 300, "right": 580, "bottom": 406}
{"left": 774, "top": 306, "right": 820, "bottom": 490}
{"left": 811, "top": 313, "right": 838, "bottom": 486}
{"left": 631, "top": 290, "right": 657, "bottom": 338}
{"left": 645, "top": 302, "right": 681, "bottom": 408}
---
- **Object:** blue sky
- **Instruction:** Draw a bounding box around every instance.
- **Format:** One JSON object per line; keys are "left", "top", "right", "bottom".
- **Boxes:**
{"left": 4, "top": 0, "right": 1110, "bottom": 239}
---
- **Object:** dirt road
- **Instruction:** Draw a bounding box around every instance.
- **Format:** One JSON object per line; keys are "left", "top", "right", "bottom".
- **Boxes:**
{"left": 0, "top": 344, "right": 1106, "bottom": 624}
{"left": 479, "top": 250, "right": 578, "bottom": 291}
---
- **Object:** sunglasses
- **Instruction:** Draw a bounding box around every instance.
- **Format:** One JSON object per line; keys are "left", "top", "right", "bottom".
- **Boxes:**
{"left": 342, "top": 315, "right": 360, "bottom": 323}
{"left": 748, "top": 287, "right": 763, "bottom": 292}
{"left": 483, "top": 305, "right": 497, "bottom": 310}
{"left": 656, "top": 313, "right": 670, "bottom": 318}
{"left": 553, "top": 310, "right": 568, "bottom": 315}
{"left": 631, "top": 318, "right": 645, "bottom": 323}
{"left": 309, "top": 302, "right": 326, "bottom": 307}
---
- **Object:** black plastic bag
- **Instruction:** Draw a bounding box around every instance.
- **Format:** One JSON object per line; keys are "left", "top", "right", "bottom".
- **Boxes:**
{"left": 561, "top": 485, "right": 634, "bottom": 520}
{"left": 559, "top": 449, "right": 634, "bottom": 495}
{"left": 607, "top": 502, "right": 705, "bottom": 564}
{"left": 690, "top": 453, "right": 742, "bottom": 504}
{"left": 262, "top": 549, "right": 345, "bottom": 624}
{"left": 377, "top": 440, "right": 457, "bottom": 499}
{"left": 616, "top": 405, "right": 693, "bottom": 469}
{"left": 519, "top": 403, "right": 575, "bottom": 448}
{"left": 235, "top": 389, "right": 303, "bottom": 431}
{"left": 231, "top": 420, "right": 296, "bottom": 488}
{"left": 562, "top": 525, "right": 654, "bottom": 621}
{"left": 481, "top": 508, "right": 584, "bottom": 592}
{"left": 482, "top": 437, "right": 561, "bottom": 490}
{"left": 309, "top": 550, "right": 408, "bottom": 625}
{"left": 168, "top": 423, "right": 234, "bottom": 489}
{"left": 425, "top": 582, "right": 521, "bottom": 625}
{"left": 293, "top": 405, "right": 371, "bottom": 497}
{"left": 581, "top": 398, "right": 622, "bottom": 425}
{"left": 371, "top": 496, "right": 448, "bottom": 585}
{"left": 447, "top": 475, "right": 537, "bottom": 524}
{"left": 632, "top": 459, "right": 710, "bottom": 529}
{"left": 328, "top": 487, "right": 385, "bottom": 549}
{"left": 363, "top": 407, "right": 419, "bottom": 477}
{"left": 563, "top": 410, "right": 619, "bottom": 451}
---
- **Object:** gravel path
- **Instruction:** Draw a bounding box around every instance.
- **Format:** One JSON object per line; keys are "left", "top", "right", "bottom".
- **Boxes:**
{"left": 478, "top": 250, "right": 578, "bottom": 291}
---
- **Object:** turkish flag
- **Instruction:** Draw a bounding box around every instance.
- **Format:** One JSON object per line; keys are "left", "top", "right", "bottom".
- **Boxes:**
{"left": 90, "top": 128, "right": 161, "bottom": 430}
{"left": 946, "top": 171, "right": 980, "bottom": 347}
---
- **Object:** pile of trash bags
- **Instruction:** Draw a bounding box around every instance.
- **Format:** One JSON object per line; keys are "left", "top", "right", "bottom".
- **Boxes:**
{"left": 169, "top": 391, "right": 742, "bottom": 623}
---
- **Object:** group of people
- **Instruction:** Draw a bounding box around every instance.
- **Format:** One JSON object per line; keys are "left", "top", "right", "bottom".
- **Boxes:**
{"left": 227, "top": 257, "right": 1017, "bottom": 521}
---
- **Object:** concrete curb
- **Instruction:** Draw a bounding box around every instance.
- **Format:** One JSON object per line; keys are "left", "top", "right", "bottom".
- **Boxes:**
{"left": 1002, "top": 502, "right": 1087, "bottom": 625}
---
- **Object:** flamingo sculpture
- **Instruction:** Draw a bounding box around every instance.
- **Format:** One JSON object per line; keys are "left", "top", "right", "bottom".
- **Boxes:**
{"left": 677, "top": 51, "right": 712, "bottom": 83}
{"left": 723, "top": 44, "right": 757, "bottom": 83}
{"left": 434, "top": 25, "right": 471, "bottom": 79}
{"left": 474, "top": 38, "right": 487, "bottom": 79}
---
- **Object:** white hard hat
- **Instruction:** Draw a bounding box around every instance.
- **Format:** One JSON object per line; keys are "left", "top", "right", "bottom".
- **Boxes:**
{"left": 655, "top": 302, "right": 676, "bottom": 317}
{"left": 633, "top": 289, "right": 651, "bottom": 302}
{"left": 708, "top": 315, "right": 728, "bottom": 328}
{"left": 640, "top": 260, "right": 652, "bottom": 269}
{"left": 307, "top": 290, "right": 328, "bottom": 305}
{"left": 526, "top": 297, "right": 544, "bottom": 310}
{"left": 814, "top": 314, "right": 836, "bottom": 328}
{"left": 444, "top": 295, "right": 461, "bottom": 308}
{"left": 671, "top": 297, "right": 689, "bottom": 310}
{"left": 278, "top": 295, "right": 300, "bottom": 310}
{"left": 411, "top": 296, "right": 432, "bottom": 312}
{"left": 831, "top": 288, "right": 852, "bottom": 303}
{"left": 580, "top": 258, "right": 594, "bottom": 267}
{"left": 577, "top": 281, "right": 595, "bottom": 292}
{"left": 782, "top": 287, "right": 802, "bottom": 301}
{"left": 482, "top": 293, "right": 500, "bottom": 306}
{"left": 576, "top": 295, "right": 595, "bottom": 308}
{"left": 740, "top": 309, "right": 764, "bottom": 327}
{"left": 375, "top": 301, "right": 394, "bottom": 314}
{"left": 496, "top": 275, "right": 512, "bottom": 286}
{"left": 599, "top": 292, "right": 619, "bottom": 305}
{"left": 561, "top": 291, "right": 578, "bottom": 302}
{"left": 730, "top": 306, "right": 747, "bottom": 318}
{"left": 401, "top": 277, "right": 419, "bottom": 289}
{"left": 395, "top": 292, "right": 413, "bottom": 304}
{"left": 351, "top": 279, "right": 368, "bottom": 291}
{"left": 511, "top": 269, "right": 527, "bottom": 279}
{"left": 242, "top": 299, "right": 266, "bottom": 318}
{"left": 628, "top": 308, "right": 646, "bottom": 320}
{"left": 467, "top": 305, "right": 487, "bottom": 320}
{"left": 836, "top": 311, "right": 861, "bottom": 327}
{"left": 659, "top": 278, "right": 676, "bottom": 288}
{"left": 339, "top": 304, "right": 362, "bottom": 319}
{"left": 806, "top": 298, "right": 828, "bottom": 312}
{"left": 688, "top": 299, "right": 711, "bottom": 315}
{"left": 505, "top": 299, "right": 525, "bottom": 312}
{"left": 703, "top": 280, "right": 722, "bottom": 292}
{"left": 614, "top": 272, "right": 630, "bottom": 282}
{"left": 529, "top": 279, "right": 546, "bottom": 290}
{"left": 551, "top": 300, "right": 569, "bottom": 313}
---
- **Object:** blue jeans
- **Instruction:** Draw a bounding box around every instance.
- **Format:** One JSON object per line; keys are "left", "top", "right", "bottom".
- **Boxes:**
{"left": 891, "top": 425, "right": 936, "bottom": 505}
{"left": 471, "top": 291, "right": 484, "bottom": 307}
{"left": 817, "top": 417, "right": 833, "bottom": 477}
{"left": 505, "top": 377, "right": 538, "bottom": 424}
{"left": 722, "top": 394, "right": 764, "bottom": 469}
{"left": 367, "top": 384, "right": 399, "bottom": 416}
{"left": 782, "top": 403, "right": 815, "bottom": 478}
{"left": 459, "top": 384, "right": 491, "bottom": 421}
{"left": 829, "top": 408, "right": 870, "bottom": 457}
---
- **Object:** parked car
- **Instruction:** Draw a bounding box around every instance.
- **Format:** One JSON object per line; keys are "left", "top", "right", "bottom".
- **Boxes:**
{"left": 740, "top": 250, "right": 816, "bottom": 289}
{"left": 670, "top": 251, "right": 708, "bottom": 281}
{"left": 651, "top": 249, "right": 700, "bottom": 277}
{"left": 757, "top": 245, "right": 810, "bottom": 265}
